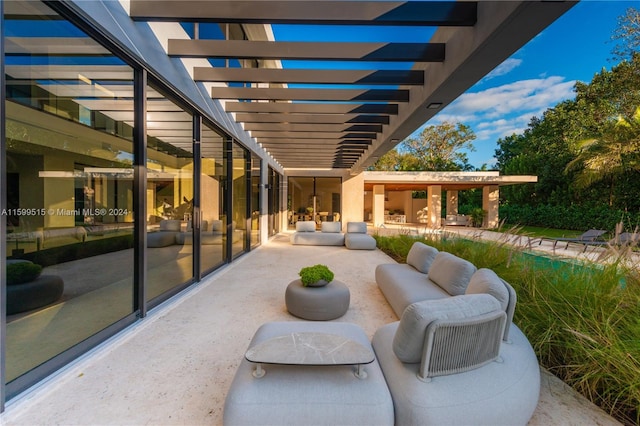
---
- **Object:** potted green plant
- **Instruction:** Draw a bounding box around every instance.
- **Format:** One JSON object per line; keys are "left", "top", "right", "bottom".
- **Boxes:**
{"left": 470, "top": 208, "right": 487, "bottom": 227}
{"left": 299, "top": 264, "right": 334, "bottom": 287}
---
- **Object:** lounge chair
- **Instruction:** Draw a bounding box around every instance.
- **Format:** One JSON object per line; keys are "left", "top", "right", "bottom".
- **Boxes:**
{"left": 579, "top": 232, "right": 639, "bottom": 252}
{"left": 540, "top": 229, "right": 607, "bottom": 250}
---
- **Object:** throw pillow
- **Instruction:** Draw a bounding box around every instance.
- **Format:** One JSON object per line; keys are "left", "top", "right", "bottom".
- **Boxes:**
{"left": 427, "top": 252, "right": 477, "bottom": 296}
{"left": 406, "top": 242, "right": 438, "bottom": 274}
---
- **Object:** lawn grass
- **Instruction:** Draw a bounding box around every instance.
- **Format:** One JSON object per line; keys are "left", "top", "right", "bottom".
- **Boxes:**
{"left": 497, "top": 224, "right": 584, "bottom": 239}
{"left": 373, "top": 233, "right": 640, "bottom": 425}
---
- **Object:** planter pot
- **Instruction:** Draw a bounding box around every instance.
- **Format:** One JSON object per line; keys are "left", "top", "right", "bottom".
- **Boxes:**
{"left": 306, "top": 279, "right": 330, "bottom": 287}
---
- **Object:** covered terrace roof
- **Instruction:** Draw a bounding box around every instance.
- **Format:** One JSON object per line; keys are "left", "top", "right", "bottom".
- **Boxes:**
{"left": 363, "top": 171, "right": 537, "bottom": 191}
{"left": 127, "top": 1, "right": 577, "bottom": 172}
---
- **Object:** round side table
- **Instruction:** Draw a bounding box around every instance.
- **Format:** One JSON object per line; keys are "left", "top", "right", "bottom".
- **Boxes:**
{"left": 285, "top": 279, "right": 350, "bottom": 320}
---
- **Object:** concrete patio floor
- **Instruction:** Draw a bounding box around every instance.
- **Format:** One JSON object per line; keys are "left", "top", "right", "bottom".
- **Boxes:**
{"left": 1, "top": 231, "right": 622, "bottom": 425}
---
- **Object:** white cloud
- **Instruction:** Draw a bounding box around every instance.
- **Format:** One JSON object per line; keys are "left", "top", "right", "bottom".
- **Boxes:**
{"left": 482, "top": 58, "right": 523, "bottom": 81}
{"left": 429, "top": 76, "right": 576, "bottom": 143}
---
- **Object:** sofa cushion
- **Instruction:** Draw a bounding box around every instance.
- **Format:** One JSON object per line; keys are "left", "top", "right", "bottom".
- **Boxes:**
{"left": 321, "top": 221, "right": 342, "bottom": 233}
{"left": 406, "top": 242, "right": 438, "bottom": 274}
{"left": 392, "top": 294, "right": 502, "bottom": 363}
{"left": 159, "top": 219, "right": 181, "bottom": 232}
{"left": 345, "top": 233, "right": 376, "bottom": 250}
{"left": 296, "top": 221, "right": 316, "bottom": 232}
{"left": 466, "top": 268, "right": 509, "bottom": 312}
{"left": 376, "top": 264, "right": 449, "bottom": 317}
{"left": 346, "top": 222, "right": 367, "bottom": 233}
{"left": 427, "top": 252, "right": 476, "bottom": 296}
{"left": 210, "top": 220, "right": 223, "bottom": 232}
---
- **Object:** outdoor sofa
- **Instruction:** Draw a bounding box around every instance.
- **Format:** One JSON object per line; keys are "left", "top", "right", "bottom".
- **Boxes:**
{"left": 289, "top": 220, "right": 345, "bottom": 246}
{"left": 290, "top": 221, "right": 376, "bottom": 250}
{"left": 373, "top": 241, "right": 540, "bottom": 424}
{"left": 148, "top": 219, "right": 241, "bottom": 247}
{"left": 444, "top": 214, "right": 470, "bottom": 226}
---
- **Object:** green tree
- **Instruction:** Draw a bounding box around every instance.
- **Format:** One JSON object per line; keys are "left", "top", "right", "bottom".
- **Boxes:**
{"left": 611, "top": 7, "right": 640, "bottom": 62}
{"left": 371, "top": 122, "right": 475, "bottom": 171}
{"left": 565, "top": 109, "right": 640, "bottom": 207}
{"left": 402, "top": 122, "right": 475, "bottom": 171}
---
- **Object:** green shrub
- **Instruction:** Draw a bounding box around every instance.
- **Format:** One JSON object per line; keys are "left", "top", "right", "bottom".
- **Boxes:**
{"left": 499, "top": 204, "right": 639, "bottom": 232}
{"left": 6, "top": 262, "right": 42, "bottom": 285}
{"left": 373, "top": 233, "right": 640, "bottom": 424}
{"left": 299, "top": 264, "right": 334, "bottom": 286}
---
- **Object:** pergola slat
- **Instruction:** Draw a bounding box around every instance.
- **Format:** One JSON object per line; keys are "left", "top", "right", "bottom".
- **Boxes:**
{"left": 225, "top": 102, "right": 399, "bottom": 115}
{"left": 194, "top": 68, "right": 424, "bottom": 85}
{"left": 169, "top": 39, "right": 445, "bottom": 62}
{"left": 250, "top": 131, "right": 377, "bottom": 140}
{"left": 214, "top": 87, "right": 408, "bottom": 102}
{"left": 236, "top": 113, "right": 390, "bottom": 125}
{"left": 130, "top": 1, "right": 477, "bottom": 26}
{"left": 244, "top": 123, "right": 383, "bottom": 133}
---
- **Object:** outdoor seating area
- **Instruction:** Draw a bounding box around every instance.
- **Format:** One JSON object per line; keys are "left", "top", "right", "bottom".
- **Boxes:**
{"left": 224, "top": 240, "right": 540, "bottom": 425}
{"left": 0, "top": 233, "right": 620, "bottom": 425}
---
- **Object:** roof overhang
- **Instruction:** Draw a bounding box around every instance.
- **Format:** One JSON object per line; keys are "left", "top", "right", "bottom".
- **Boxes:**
{"left": 363, "top": 171, "right": 537, "bottom": 191}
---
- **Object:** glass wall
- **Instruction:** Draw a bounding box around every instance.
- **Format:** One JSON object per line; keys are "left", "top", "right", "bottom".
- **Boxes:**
{"left": 145, "top": 84, "right": 194, "bottom": 301}
{"left": 231, "top": 143, "right": 248, "bottom": 258}
{"left": 2, "top": 0, "right": 268, "bottom": 405}
{"left": 287, "top": 177, "right": 341, "bottom": 228}
{"left": 200, "top": 125, "right": 227, "bottom": 273}
{"left": 250, "top": 153, "right": 261, "bottom": 248}
{"left": 268, "top": 167, "right": 281, "bottom": 237}
{"left": 4, "top": 1, "right": 135, "bottom": 387}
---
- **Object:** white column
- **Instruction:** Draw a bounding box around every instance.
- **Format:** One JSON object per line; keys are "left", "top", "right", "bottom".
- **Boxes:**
{"left": 427, "top": 185, "right": 442, "bottom": 228}
{"left": 373, "top": 185, "right": 386, "bottom": 228}
{"left": 483, "top": 185, "right": 499, "bottom": 228}
{"left": 402, "top": 191, "right": 412, "bottom": 223}
{"left": 446, "top": 190, "right": 459, "bottom": 216}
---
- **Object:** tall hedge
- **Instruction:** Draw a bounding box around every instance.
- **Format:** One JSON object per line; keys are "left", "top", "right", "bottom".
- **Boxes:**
{"left": 499, "top": 204, "right": 640, "bottom": 232}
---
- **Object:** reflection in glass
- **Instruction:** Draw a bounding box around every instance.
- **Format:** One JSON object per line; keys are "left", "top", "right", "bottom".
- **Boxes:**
{"left": 251, "top": 154, "right": 261, "bottom": 248}
{"left": 200, "top": 126, "right": 226, "bottom": 272}
{"left": 4, "top": 1, "right": 135, "bottom": 384}
{"left": 145, "top": 84, "right": 194, "bottom": 301}
{"left": 268, "top": 168, "right": 281, "bottom": 237}
{"left": 232, "top": 143, "right": 248, "bottom": 257}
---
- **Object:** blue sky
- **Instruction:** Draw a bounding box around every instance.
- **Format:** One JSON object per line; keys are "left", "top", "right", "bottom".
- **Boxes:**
{"left": 422, "top": 1, "right": 634, "bottom": 168}
{"left": 272, "top": 1, "right": 634, "bottom": 169}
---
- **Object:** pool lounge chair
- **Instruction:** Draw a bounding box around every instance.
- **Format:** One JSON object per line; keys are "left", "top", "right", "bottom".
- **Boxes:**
{"left": 541, "top": 229, "right": 607, "bottom": 250}
{"left": 579, "top": 232, "right": 639, "bottom": 251}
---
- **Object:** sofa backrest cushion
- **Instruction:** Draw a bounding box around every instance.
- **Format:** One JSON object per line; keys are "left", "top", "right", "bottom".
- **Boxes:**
{"left": 467, "top": 269, "right": 517, "bottom": 341}
{"left": 346, "top": 222, "right": 367, "bottom": 233}
{"left": 160, "top": 219, "right": 181, "bottom": 232}
{"left": 466, "top": 268, "right": 509, "bottom": 312}
{"left": 210, "top": 220, "right": 223, "bottom": 232}
{"left": 296, "top": 221, "right": 316, "bottom": 232}
{"left": 427, "top": 252, "right": 477, "bottom": 296}
{"left": 321, "top": 221, "right": 342, "bottom": 233}
{"left": 406, "top": 242, "right": 438, "bottom": 274}
{"left": 393, "top": 294, "right": 502, "bottom": 363}
{"left": 187, "top": 220, "right": 209, "bottom": 232}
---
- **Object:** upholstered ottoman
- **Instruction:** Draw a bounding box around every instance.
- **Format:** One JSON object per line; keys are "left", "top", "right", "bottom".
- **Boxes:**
{"left": 223, "top": 321, "right": 394, "bottom": 426}
{"left": 285, "top": 279, "right": 350, "bottom": 320}
{"left": 147, "top": 231, "right": 177, "bottom": 247}
{"left": 344, "top": 222, "right": 377, "bottom": 250}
